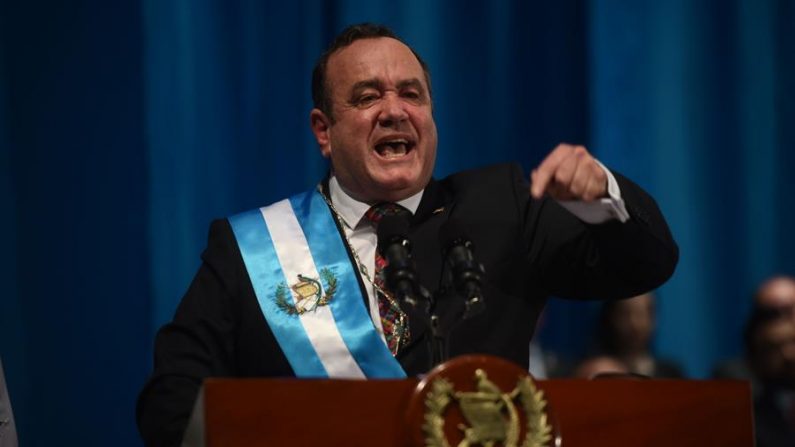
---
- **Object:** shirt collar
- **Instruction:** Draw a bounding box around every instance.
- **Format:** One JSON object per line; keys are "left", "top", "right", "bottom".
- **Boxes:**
{"left": 328, "top": 175, "right": 424, "bottom": 229}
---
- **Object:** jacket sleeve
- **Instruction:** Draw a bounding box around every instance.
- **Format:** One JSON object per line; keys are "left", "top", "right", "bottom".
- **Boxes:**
{"left": 519, "top": 165, "right": 679, "bottom": 299}
{"left": 136, "top": 220, "right": 241, "bottom": 447}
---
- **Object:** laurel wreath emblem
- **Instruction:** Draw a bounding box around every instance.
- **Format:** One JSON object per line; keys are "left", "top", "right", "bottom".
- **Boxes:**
{"left": 274, "top": 267, "right": 337, "bottom": 315}
{"left": 423, "top": 378, "right": 456, "bottom": 447}
{"left": 423, "top": 373, "right": 552, "bottom": 447}
{"left": 517, "top": 377, "right": 552, "bottom": 447}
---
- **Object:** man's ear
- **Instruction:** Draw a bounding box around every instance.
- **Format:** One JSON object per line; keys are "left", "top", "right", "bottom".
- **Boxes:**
{"left": 310, "top": 108, "right": 332, "bottom": 158}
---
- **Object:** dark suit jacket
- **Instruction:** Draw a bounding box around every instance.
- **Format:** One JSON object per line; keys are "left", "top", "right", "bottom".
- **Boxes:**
{"left": 137, "top": 163, "right": 677, "bottom": 447}
{"left": 754, "top": 387, "right": 795, "bottom": 447}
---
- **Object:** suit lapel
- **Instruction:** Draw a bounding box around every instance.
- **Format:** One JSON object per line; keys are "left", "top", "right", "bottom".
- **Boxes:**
{"left": 399, "top": 178, "right": 455, "bottom": 356}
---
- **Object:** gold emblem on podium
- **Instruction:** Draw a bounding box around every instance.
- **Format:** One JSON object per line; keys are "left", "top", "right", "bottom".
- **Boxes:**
{"left": 423, "top": 369, "right": 552, "bottom": 447}
{"left": 274, "top": 267, "right": 337, "bottom": 315}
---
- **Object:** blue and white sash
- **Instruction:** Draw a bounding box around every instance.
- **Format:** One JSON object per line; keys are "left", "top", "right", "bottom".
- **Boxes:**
{"left": 228, "top": 188, "right": 406, "bottom": 379}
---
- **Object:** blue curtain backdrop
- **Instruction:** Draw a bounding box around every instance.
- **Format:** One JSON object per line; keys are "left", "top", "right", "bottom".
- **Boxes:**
{"left": 1, "top": 0, "right": 793, "bottom": 445}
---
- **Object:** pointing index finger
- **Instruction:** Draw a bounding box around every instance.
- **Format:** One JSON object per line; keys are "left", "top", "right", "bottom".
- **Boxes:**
{"left": 531, "top": 145, "right": 570, "bottom": 199}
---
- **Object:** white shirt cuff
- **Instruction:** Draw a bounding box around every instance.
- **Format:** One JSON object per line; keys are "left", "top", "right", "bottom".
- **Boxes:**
{"left": 556, "top": 160, "right": 630, "bottom": 224}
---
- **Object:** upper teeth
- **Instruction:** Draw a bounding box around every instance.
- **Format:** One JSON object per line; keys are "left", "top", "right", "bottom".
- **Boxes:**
{"left": 384, "top": 139, "right": 408, "bottom": 144}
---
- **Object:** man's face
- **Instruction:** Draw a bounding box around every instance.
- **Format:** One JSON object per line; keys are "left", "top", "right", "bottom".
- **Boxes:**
{"left": 311, "top": 37, "right": 437, "bottom": 203}
{"left": 757, "top": 277, "right": 795, "bottom": 323}
{"left": 610, "top": 294, "right": 655, "bottom": 353}
{"left": 752, "top": 319, "right": 795, "bottom": 387}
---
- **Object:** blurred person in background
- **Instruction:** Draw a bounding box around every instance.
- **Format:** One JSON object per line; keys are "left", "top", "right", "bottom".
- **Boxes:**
{"left": 590, "top": 292, "right": 684, "bottom": 378}
{"left": 714, "top": 276, "right": 795, "bottom": 381}
{"left": 572, "top": 355, "right": 629, "bottom": 379}
{"left": 744, "top": 280, "right": 795, "bottom": 447}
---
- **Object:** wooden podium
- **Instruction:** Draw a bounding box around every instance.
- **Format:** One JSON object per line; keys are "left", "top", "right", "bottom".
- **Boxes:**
{"left": 182, "top": 356, "right": 754, "bottom": 447}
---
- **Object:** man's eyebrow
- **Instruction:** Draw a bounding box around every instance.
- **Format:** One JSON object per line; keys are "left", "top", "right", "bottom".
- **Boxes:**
{"left": 397, "top": 78, "right": 425, "bottom": 92}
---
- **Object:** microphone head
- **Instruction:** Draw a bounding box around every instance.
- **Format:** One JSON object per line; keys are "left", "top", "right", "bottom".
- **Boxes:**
{"left": 377, "top": 211, "right": 411, "bottom": 249}
{"left": 439, "top": 220, "right": 472, "bottom": 253}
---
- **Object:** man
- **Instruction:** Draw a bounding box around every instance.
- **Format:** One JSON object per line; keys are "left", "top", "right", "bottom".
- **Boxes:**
{"left": 754, "top": 277, "right": 795, "bottom": 324}
{"left": 593, "top": 292, "right": 684, "bottom": 378}
{"left": 744, "top": 287, "right": 795, "bottom": 447}
{"left": 137, "top": 24, "right": 677, "bottom": 446}
{"left": 573, "top": 355, "right": 629, "bottom": 379}
{"left": 713, "top": 276, "right": 795, "bottom": 380}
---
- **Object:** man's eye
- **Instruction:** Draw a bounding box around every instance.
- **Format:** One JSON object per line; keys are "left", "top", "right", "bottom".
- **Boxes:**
{"left": 402, "top": 90, "right": 426, "bottom": 103}
{"left": 357, "top": 94, "right": 378, "bottom": 106}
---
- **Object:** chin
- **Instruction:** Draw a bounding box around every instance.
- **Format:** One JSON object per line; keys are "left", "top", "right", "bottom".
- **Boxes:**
{"left": 381, "top": 172, "right": 422, "bottom": 188}
{"left": 370, "top": 179, "right": 421, "bottom": 201}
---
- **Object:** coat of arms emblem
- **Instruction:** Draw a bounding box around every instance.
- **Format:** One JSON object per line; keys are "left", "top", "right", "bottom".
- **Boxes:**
{"left": 274, "top": 267, "right": 337, "bottom": 315}
{"left": 424, "top": 369, "right": 552, "bottom": 447}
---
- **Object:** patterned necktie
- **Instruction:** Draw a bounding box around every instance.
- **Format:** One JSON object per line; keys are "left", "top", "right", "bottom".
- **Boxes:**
{"left": 364, "top": 202, "right": 410, "bottom": 355}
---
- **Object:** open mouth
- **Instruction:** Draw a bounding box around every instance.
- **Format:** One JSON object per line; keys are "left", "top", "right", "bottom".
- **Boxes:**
{"left": 374, "top": 138, "right": 416, "bottom": 159}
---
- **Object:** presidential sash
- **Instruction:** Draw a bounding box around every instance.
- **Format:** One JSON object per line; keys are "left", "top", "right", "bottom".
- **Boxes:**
{"left": 228, "top": 188, "right": 406, "bottom": 378}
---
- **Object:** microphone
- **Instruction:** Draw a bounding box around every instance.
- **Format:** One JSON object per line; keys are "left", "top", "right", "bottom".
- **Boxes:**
{"left": 440, "top": 221, "right": 486, "bottom": 318}
{"left": 377, "top": 211, "right": 421, "bottom": 308}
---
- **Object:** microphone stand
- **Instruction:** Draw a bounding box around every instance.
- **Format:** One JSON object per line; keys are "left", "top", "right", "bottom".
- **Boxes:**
{"left": 424, "top": 289, "right": 448, "bottom": 369}
{"left": 396, "top": 285, "right": 447, "bottom": 369}
{"left": 396, "top": 267, "right": 484, "bottom": 372}
{"left": 425, "top": 234, "right": 487, "bottom": 371}
{"left": 425, "top": 288, "right": 472, "bottom": 371}
{"left": 389, "top": 267, "right": 448, "bottom": 369}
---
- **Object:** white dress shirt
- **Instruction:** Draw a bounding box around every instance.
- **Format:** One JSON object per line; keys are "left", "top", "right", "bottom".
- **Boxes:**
{"left": 329, "top": 176, "right": 424, "bottom": 342}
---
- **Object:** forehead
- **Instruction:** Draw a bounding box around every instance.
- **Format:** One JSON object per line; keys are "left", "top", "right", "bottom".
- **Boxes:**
{"left": 325, "top": 37, "right": 426, "bottom": 94}
{"left": 759, "top": 279, "right": 795, "bottom": 307}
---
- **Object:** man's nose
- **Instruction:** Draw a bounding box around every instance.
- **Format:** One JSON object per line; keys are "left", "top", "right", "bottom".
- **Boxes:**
{"left": 377, "top": 95, "right": 408, "bottom": 127}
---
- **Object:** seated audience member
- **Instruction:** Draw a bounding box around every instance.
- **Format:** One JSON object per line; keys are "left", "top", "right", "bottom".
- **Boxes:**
{"left": 573, "top": 355, "right": 629, "bottom": 379}
{"left": 745, "top": 295, "right": 795, "bottom": 446}
{"left": 593, "top": 292, "right": 684, "bottom": 378}
{"left": 713, "top": 276, "right": 795, "bottom": 381}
